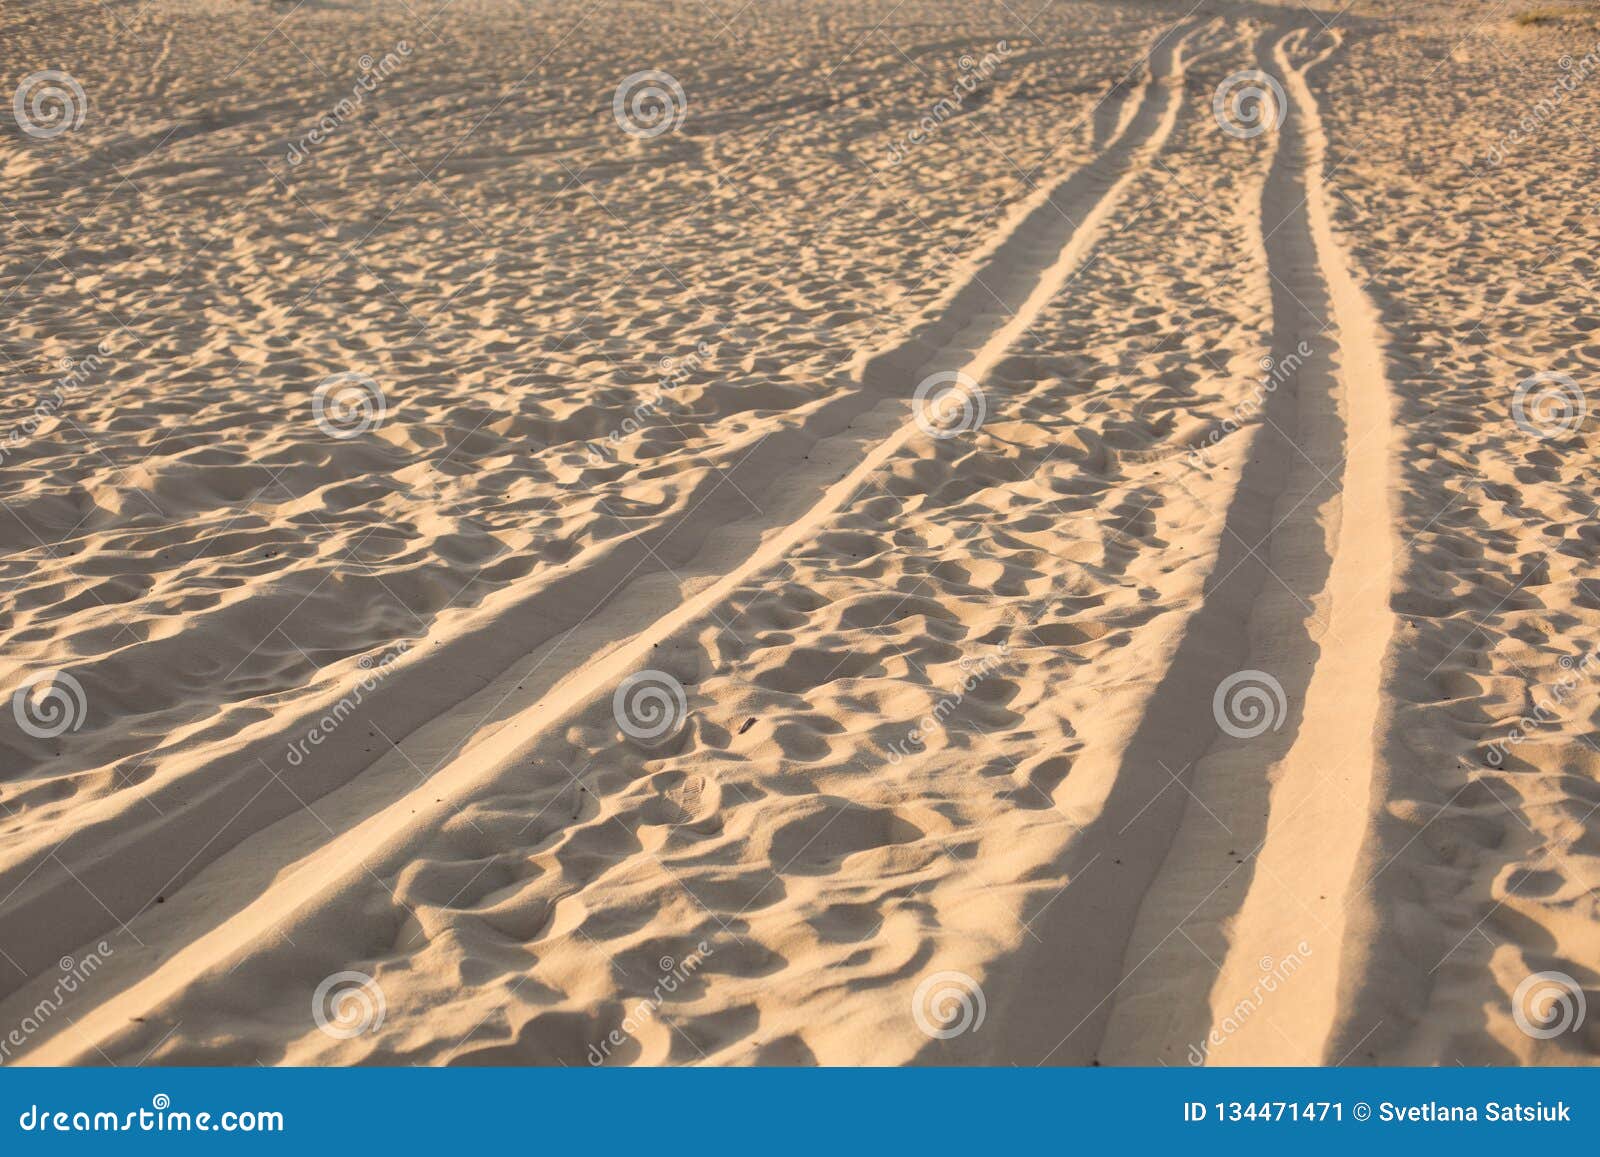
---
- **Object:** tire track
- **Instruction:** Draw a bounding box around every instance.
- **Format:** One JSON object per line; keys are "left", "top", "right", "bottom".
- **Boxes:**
{"left": 1202, "top": 25, "right": 1397, "bottom": 1067}
{"left": 1098, "top": 23, "right": 1400, "bottom": 1065}
{"left": 0, "top": 18, "right": 1195, "bottom": 1006}
{"left": 10, "top": 17, "right": 1211, "bottom": 1064}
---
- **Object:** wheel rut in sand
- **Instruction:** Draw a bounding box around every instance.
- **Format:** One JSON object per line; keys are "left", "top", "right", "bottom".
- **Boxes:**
{"left": 1097, "top": 24, "right": 1400, "bottom": 1066}
{"left": 10, "top": 19, "right": 1215, "bottom": 1062}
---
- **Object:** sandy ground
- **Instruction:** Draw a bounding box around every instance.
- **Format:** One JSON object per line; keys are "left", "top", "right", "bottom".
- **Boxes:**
{"left": 1, "top": 0, "right": 1597, "bottom": 1065}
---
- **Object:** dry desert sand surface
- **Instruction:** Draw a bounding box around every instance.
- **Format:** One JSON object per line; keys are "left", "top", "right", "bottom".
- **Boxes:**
{"left": 2, "top": 0, "right": 1599, "bottom": 1066}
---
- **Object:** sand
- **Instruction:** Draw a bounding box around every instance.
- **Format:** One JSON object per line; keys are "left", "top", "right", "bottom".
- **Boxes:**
{"left": 1, "top": 0, "right": 1597, "bottom": 1066}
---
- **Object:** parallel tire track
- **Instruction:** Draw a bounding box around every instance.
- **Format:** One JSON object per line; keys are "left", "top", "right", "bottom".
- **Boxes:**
{"left": 0, "top": 19, "right": 1195, "bottom": 1006}
{"left": 12, "top": 18, "right": 1211, "bottom": 1063}
{"left": 1098, "top": 23, "right": 1400, "bottom": 1065}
